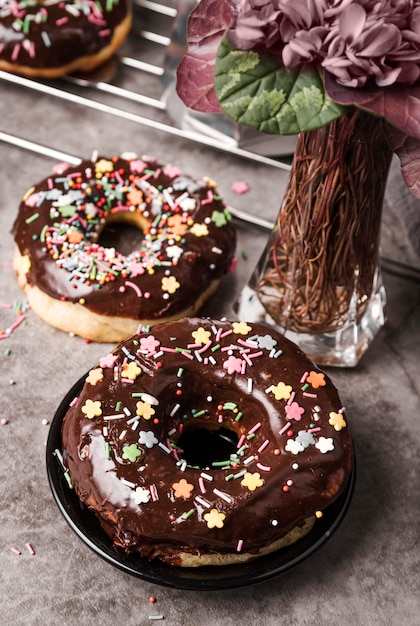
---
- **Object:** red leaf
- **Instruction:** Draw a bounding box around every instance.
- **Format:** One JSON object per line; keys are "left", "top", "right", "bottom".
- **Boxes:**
{"left": 176, "top": 0, "right": 235, "bottom": 113}
{"left": 324, "top": 72, "right": 420, "bottom": 140}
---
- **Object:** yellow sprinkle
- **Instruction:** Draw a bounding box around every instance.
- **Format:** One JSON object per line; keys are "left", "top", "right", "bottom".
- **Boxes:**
{"left": 315, "top": 510, "right": 323, "bottom": 519}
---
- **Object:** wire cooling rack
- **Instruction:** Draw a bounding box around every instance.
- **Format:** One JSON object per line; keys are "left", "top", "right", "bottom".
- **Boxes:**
{"left": 0, "top": 0, "right": 418, "bottom": 280}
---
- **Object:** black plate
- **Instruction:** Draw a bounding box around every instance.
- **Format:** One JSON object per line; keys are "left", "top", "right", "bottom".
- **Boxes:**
{"left": 46, "top": 374, "right": 355, "bottom": 590}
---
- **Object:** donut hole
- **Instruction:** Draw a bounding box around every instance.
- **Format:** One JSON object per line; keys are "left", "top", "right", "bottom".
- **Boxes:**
{"left": 178, "top": 427, "right": 239, "bottom": 469}
{"left": 97, "top": 213, "right": 149, "bottom": 256}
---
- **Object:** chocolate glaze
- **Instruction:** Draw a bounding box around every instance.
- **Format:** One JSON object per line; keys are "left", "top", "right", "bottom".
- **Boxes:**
{"left": 12, "top": 155, "right": 236, "bottom": 320}
{"left": 61, "top": 318, "right": 354, "bottom": 564}
{"left": 0, "top": 0, "right": 129, "bottom": 70}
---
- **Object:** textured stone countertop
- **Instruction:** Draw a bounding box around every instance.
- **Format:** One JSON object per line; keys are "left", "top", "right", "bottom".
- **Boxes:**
{"left": 0, "top": 3, "right": 419, "bottom": 625}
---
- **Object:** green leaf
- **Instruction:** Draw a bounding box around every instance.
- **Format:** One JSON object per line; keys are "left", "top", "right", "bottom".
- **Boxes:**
{"left": 214, "top": 37, "right": 348, "bottom": 135}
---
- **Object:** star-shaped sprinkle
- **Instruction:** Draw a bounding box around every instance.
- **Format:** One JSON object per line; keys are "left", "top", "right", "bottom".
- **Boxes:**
{"left": 271, "top": 381, "right": 292, "bottom": 401}
{"left": 307, "top": 371, "right": 327, "bottom": 389}
{"left": 161, "top": 275, "right": 180, "bottom": 294}
{"left": 81, "top": 399, "right": 102, "bottom": 419}
{"left": 204, "top": 508, "right": 226, "bottom": 529}
{"left": 86, "top": 368, "right": 104, "bottom": 386}
{"left": 121, "top": 361, "right": 142, "bottom": 380}
{"left": 122, "top": 443, "right": 142, "bottom": 462}
{"left": 241, "top": 472, "right": 264, "bottom": 492}
{"left": 191, "top": 327, "right": 211, "bottom": 345}
{"left": 315, "top": 437, "right": 334, "bottom": 454}
{"left": 329, "top": 412, "right": 347, "bottom": 431}
{"left": 131, "top": 486, "right": 151, "bottom": 505}
{"left": 136, "top": 401, "right": 155, "bottom": 420}
{"left": 172, "top": 478, "right": 194, "bottom": 499}
{"left": 232, "top": 321, "right": 252, "bottom": 335}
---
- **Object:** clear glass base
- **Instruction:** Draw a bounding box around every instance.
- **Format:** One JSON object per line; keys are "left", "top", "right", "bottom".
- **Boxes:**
{"left": 235, "top": 272, "right": 387, "bottom": 368}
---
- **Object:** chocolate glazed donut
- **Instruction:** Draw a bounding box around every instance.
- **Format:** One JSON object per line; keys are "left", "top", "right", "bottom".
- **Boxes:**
{"left": 0, "top": 0, "right": 132, "bottom": 78}
{"left": 61, "top": 317, "right": 354, "bottom": 567}
{"left": 12, "top": 155, "right": 236, "bottom": 341}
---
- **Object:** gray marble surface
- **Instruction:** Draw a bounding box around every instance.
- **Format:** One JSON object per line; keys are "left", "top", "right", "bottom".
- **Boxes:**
{"left": 1, "top": 3, "right": 419, "bottom": 625}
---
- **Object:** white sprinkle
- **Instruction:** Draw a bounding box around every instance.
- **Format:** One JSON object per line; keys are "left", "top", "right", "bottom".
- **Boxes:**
{"left": 243, "top": 455, "right": 255, "bottom": 466}
{"left": 195, "top": 495, "right": 211, "bottom": 508}
{"left": 200, "top": 472, "right": 213, "bottom": 482}
{"left": 247, "top": 378, "right": 253, "bottom": 393}
{"left": 121, "top": 478, "right": 136, "bottom": 488}
{"left": 170, "top": 403, "right": 180, "bottom": 417}
{"left": 213, "top": 488, "right": 233, "bottom": 503}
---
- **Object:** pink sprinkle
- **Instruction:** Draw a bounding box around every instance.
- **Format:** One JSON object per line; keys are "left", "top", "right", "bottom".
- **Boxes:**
{"left": 279, "top": 421, "right": 291, "bottom": 435}
{"left": 231, "top": 180, "right": 250, "bottom": 195}
{"left": 26, "top": 543, "right": 35, "bottom": 556}
{"left": 11, "top": 547, "right": 21, "bottom": 555}
{"left": 11, "top": 43, "right": 20, "bottom": 62}
{"left": 1, "top": 418, "right": 9, "bottom": 426}
{"left": 198, "top": 340, "right": 213, "bottom": 354}
{"left": 237, "top": 434, "right": 246, "bottom": 449}
{"left": 256, "top": 463, "right": 271, "bottom": 472}
{"left": 199, "top": 477, "right": 206, "bottom": 494}
{"left": 300, "top": 371, "right": 309, "bottom": 384}
{"left": 309, "top": 427, "right": 321, "bottom": 433}
{"left": 236, "top": 539, "right": 244, "bottom": 552}
{"left": 302, "top": 392, "right": 317, "bottom": 398}
{"left": 257, "top": 439, "right": 270, "bottom": 453}
{"left": 248, "top": 421, "right": 262, "bottom": 435}
{"left": 124, "top": 280, "right": 142, "bottom": 298}
{"left": 150, "top": 484, "right": 159, "bottom": 501}
{"left": 287, "top": 391, "right": 296, "bottom": 405}
{"left": 56, "top": 16, "right": 69, "bottom": 25}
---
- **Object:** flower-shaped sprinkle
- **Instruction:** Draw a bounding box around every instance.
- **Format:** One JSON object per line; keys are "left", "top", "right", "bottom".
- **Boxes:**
{"left": 136, "top": 401, "right": 155, "bottom": 420}
{"left": 138, "top": 430, "right": 159, "bottom": 449}
{"left": 99, "top": 353, "right": 118, "bottom": 369}
{"left": 121, "top": 361, "right": 142, "bottom": 380}
{"left": 192, "top": 326, "right": 211, "bottom": 345}
{"left": 211, "top": 210, "right": 228, "bottom": 227}
{"left": 127, "top": 260, "right": 145, "bottom": 277}
{"left": 95, "top": 159, "right": 114, "bottom": 176}
{"left": 285, "top": 401, "right": 305, "bottom": 421}
{"left": 163, "top": 164, "right": 182, "bottom": 178}
{"left": 130, "top": 159, "right": 148, "bottom": 174}
{"left": 166, "top": 244, "right": 184, "bottom": 260}
{"left": 127, "top": 188, "right": 143, "bottom": 206}
{"left": 329, "top": 411, "right": 347, "bottom": 431}
{"left": 172, "top": 478, "right": 194, "bottom": 499}
{"left": 204, "top": 508, "right": 226, "bottom": 529}
{"left": 81, "top": 399, "right": 102, "bottom": 419}
{"left": 86, "top": 368, "right": 103, "bottom": 386}
{"left": 315, "top": 437, "right": 334, "bottom": 454}
{"left": 167, "top": 214, "right": 188, "bottom": 236}
{"left": 223, "top": 355, "right": 244, "bottom": 375}
{"left": 241, "top": 471, "right": 264, "bottom": 492}
{"left": 232, "top": 321, "right": 252, "bottom": 335}
{"left": 285, "top": 439, "right": 305, "bottom": 455}
{"left": 139, "top": 335, "right": 160, "bottom": 354}
{"left": 131, "top": 486, "right": 151, "bottom": 505}
{"left": 257, "top": 334, "right": 277, "bottom": 350}
{"left": 271, "top": 381, "right": 292, "bottom": 401}
{"left": 295, "top": 430, "right": 316, "bottom": 448}
{"left": 190, "top": 222, "right": 209, "bottom": 237}
{"left": 122, "top": 443, "right": 143, "bottom": 462}
{"left": 306, "top": 371, "right": 326, "bottom": 389}
{"left": 161, "top": 275, "right": 180, "bottom": 294}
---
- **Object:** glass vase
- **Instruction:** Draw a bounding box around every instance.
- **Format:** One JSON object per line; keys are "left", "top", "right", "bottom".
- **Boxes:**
{"left": 236, "top": 109, "right": 393, "bottom": 367}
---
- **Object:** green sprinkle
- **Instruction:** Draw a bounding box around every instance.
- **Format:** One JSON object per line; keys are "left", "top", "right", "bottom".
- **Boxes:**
{"left": 183, "top": 508, "right": 196, "bottom": 520}
{"left": 225, "top": 474, "right": 235, "bottom": 481}
{"left": 25, "top": 212, "right": 40, "bottom": 224}
{"left": 116, "top": 401, "right": 122, "bottom": 411}
{"left": 177, "top": 368, "right": 184, "bottom": 377}
{"left": 301, "top": 383, "right": 309, "bottom": 391}
{"left": 241, "top": 250, "right": 248, "bottom": 260}
{"left": 223, "top": 402, "right": 237, "bottom": 411}
{"left": 4, "top": 348, "right": 11, "bottom": 357}
{"left": 64, "top": 471, "right": 73, "bottom": 489}
{"left": 211, "top": 343, "right": 221, "bottom": 352}
{"left": 193, "top": 409, "right": 206, "bottom": 418}
{"left": 212, "top": 460, "right": 230, "bottom": 467}
{"left": 176, "top": 347, "right": 191, "bottom": 353}
{"left": 247, "top": 433, "right": 256, "bottom": 440}
{"left": 131, "top": 393, "right": 143, "bottom": 398}
{"left": 105, "top": 442, "right": 111, "bottom": 460}
{"left": 237, "top": 445, "right": 248, "bottom": 455}
{"left": 235, "top": 412, "right": 243, "bottom": 421}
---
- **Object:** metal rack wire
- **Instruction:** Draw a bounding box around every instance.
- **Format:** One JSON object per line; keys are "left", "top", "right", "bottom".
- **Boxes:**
{"left": 0, "top": 0, "right": 419, "bottom": 280}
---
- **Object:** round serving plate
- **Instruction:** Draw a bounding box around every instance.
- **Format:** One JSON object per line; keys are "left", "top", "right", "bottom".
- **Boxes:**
{"left": 46, "top": 374, "right": 355, "bottom": 591}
